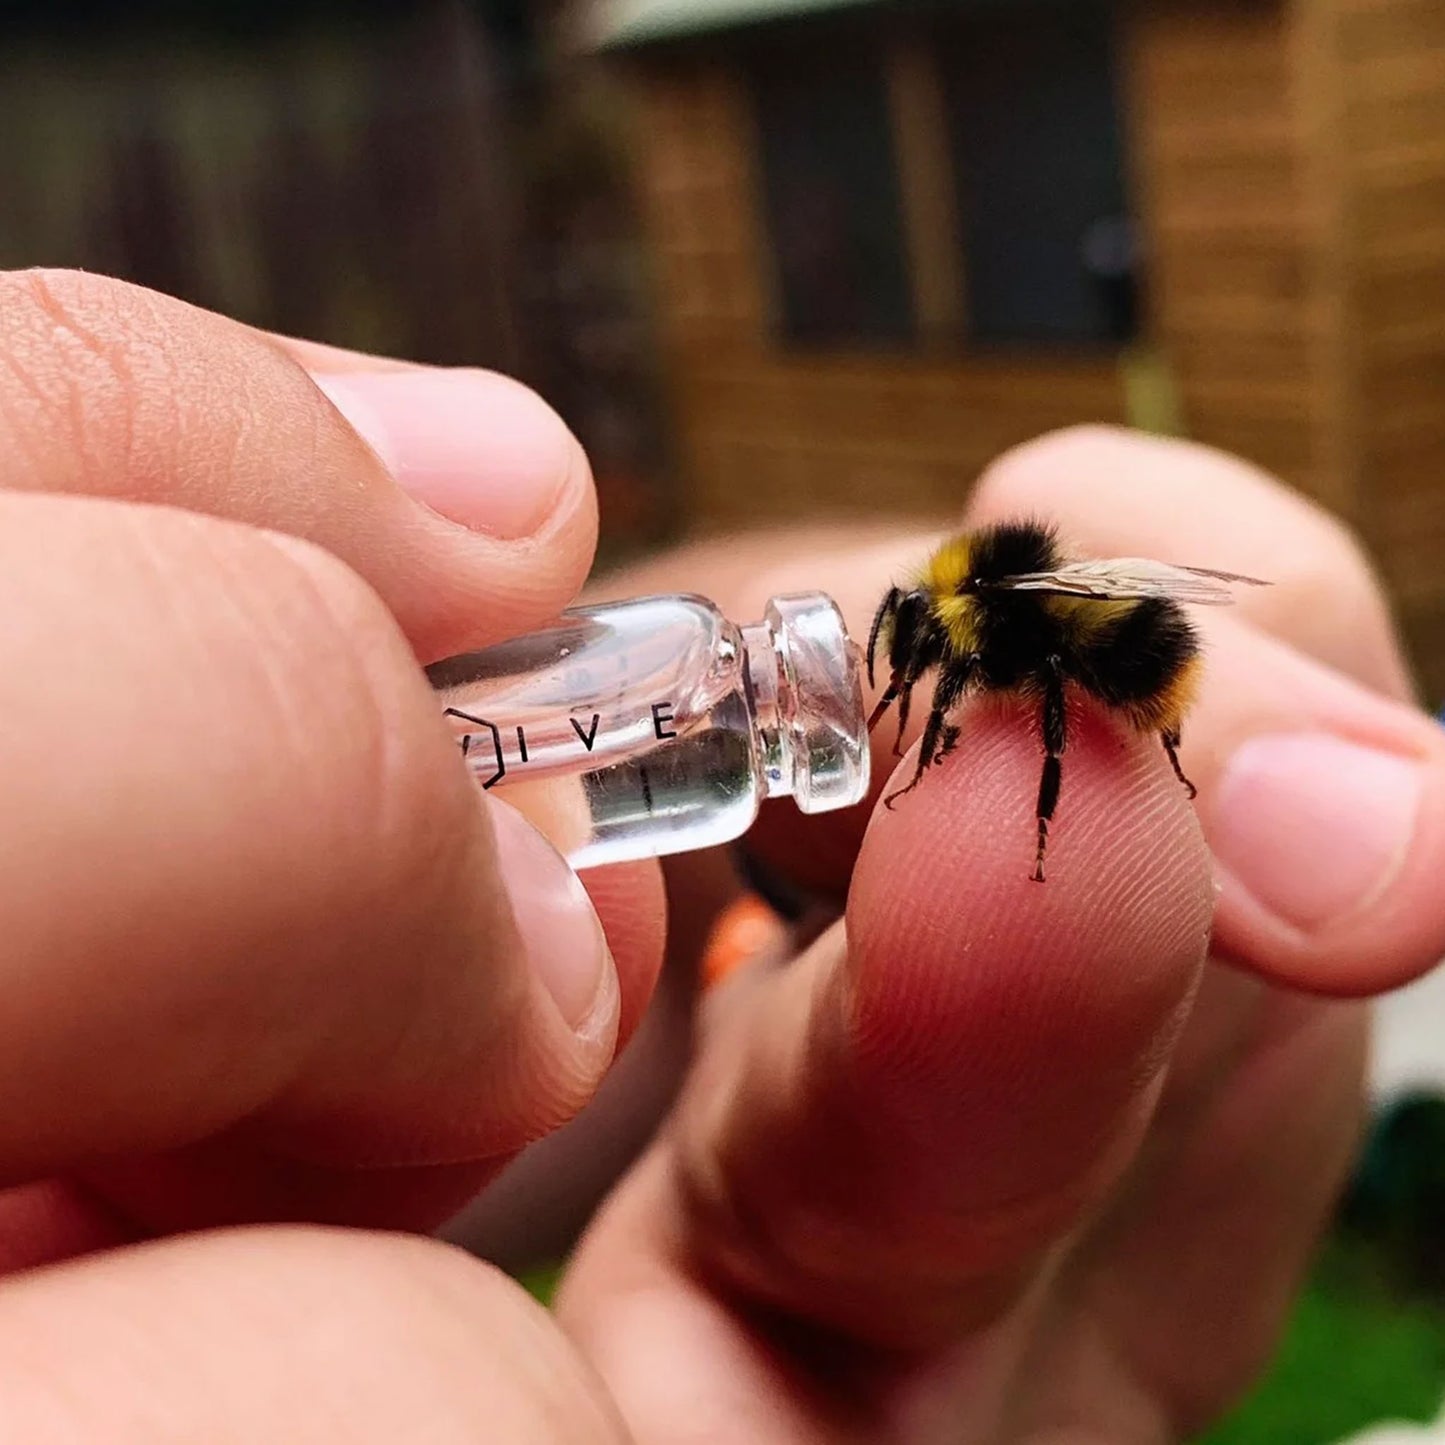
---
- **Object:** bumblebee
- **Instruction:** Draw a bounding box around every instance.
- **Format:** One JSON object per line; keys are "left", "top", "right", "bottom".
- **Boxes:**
{"left": 867, "top": 520, "right": 1267, "bottom": 881}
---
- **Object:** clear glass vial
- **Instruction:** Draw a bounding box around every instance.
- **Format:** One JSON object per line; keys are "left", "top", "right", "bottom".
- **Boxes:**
{"left": 426, "top": 592, "right": 870, "bottom": 869}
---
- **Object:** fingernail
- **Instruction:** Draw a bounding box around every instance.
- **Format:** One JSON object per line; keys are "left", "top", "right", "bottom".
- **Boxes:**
{"left": 1211, "top": 733, "right": 1422, "bottom": 930}
{"left": 487, "top": 798, "right": 617, "bottom": 1037}
{"left": 312, "top": 370, "right": 576, "bottom": 539}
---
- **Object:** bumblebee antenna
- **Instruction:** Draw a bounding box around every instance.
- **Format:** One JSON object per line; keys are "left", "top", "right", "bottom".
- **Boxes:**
{"left": 866, "top": 588, "right": 901, "bottom": 690}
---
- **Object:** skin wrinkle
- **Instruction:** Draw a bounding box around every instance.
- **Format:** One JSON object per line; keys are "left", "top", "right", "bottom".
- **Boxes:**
{"left": 212, "top": 367, "right": 263, "bottom": 507}
{"left": 259, "top": 347, "right": 366, "bottom": 521}
{"left": 0, "top": 338, "right": 66, "bottom": 483}
{"left": 14, "top": 271, "right": 145, "bottom": 496}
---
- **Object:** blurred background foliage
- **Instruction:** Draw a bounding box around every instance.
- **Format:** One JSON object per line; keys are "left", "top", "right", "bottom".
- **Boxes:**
{"left": 1200, "top": 1095, "right": 1445, "bottom": 1443}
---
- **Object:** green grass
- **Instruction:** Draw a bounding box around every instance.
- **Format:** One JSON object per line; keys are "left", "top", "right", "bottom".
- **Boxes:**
{"left": 518, "top": 1261, "right": 564, "bottom": 1308}
{"left": 515, "top": 1240, "right": 1445, "bottom": 1442}
{"left": 1203, "top": 1244, "right": 1445, "bottom": 1445}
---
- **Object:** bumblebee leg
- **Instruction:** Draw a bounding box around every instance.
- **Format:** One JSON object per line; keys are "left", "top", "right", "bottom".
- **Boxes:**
{"left": 1161, "top": 727, "right": 1197, "bottom": 800}
{"left": 1032, "top": 658, "right": 1067, "bottom": 883}
{"left": 866, "top": 667, "right": 928, "bottom": 756}
{"left": 892, "top": 668, "right": 926, "bottom": 756}
{"left": 882, "top": 664, "right": 970, "bottom": 809}
{"left": 883, "top": 704, "right": 945, "bottom": 809}
{"left": 937, "top": 656, "right": 978, "bottom": 761}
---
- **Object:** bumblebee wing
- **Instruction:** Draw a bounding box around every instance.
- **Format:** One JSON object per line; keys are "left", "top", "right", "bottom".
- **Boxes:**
{"left": 995, "top": 558, "right": 1270, "bottom": 606}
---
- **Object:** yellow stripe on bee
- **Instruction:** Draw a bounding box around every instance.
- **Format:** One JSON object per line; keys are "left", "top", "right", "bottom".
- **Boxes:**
{"left": 1127, "top": 654, "right": 1203, "bottom": 733}
{"left": 935, "top": 594, "right": 983, "bottom": 654}
{"left": 1040, "top": 593, "right": 1138, "bottom": 639}
{"left": 921, "top": 535, "right": 979, "bottom": 652}
{"left": 922, "top": 535, "right": 973, "bottom": 598}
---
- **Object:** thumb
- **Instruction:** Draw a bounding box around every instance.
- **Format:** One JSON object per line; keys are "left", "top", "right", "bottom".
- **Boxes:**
{"left": 661, "top": 702, "right": 1212, "bottom": 1347}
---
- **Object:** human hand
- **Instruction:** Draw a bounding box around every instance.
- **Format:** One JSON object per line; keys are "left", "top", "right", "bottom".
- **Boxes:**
{"left": 5, "top": 265, "right": 1440, "bottom": 1442}
{"left": 556, "top": 428, "right": 1445, "bottom": 1442}
{"left": 0, "top": 270, "right": 667, "bottom": 1437}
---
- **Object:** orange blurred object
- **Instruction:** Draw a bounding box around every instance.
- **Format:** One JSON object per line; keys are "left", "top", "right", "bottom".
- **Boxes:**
{"left": 700, "top": 893, "right": 786, "bottom": 990}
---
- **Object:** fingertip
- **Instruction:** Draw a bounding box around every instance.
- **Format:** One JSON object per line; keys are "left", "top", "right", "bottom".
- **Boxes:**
{"left": 654, "top": 701, "right": 1215, "bottom": 1345}
{"left": 303, "top": 365, "right": 599, "bottom": 658}
{"left": 974, "top": 425, "right": 1283, "bottom": 524}
{"left": 851, "top": 698, "right": 1213, "bottom": 970}
{"left": 966, "top": 425, "right": 1413, "bottom": 702}
{"left": 1172, "top": 616, "right": 1445, "bottom": 998}
{"left": 967, "top": 424, "right": 1342, "bottom": 600}
{"left": 312, "top": 369, "right": 589, "bottom": 544}
{"left": 846, "top": 700, "right": 1212, "bottom": 1178}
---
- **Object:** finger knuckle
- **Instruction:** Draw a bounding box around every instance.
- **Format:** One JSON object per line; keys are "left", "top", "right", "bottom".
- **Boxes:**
{"left": 0, "top": 269, "right": 181, "bottom": 486}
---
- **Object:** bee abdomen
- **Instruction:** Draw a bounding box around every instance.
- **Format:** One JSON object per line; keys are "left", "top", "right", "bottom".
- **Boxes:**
{"left": 1070, "top": 598, "right": 1201, "bottom": 732}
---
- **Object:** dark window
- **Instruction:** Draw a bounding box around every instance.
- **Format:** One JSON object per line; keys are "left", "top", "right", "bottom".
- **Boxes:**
{"left": 748, "top": 38, "right": 913, "bottom": 347}
{"left": 939, "top": 2, "right": 1139, "bottom": 346}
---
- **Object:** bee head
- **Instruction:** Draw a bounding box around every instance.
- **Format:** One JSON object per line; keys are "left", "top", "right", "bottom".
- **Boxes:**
{"left": 890, "top": 589, "right": 934, "bottom": 670}
{"left": 867, "top": 584, "right": 950, "bottom": 696}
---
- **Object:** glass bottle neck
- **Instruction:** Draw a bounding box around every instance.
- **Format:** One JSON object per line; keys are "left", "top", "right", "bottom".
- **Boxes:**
{"left": 736, "top": 593, "right": 870, "bottom": 815}
{"left": 740, "top": 617, "right": 794, "bottom": 801}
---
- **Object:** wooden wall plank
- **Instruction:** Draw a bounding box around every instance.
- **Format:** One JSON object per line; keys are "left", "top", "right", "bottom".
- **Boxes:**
{"left": 1338, "top": 0, "right": 1445, "bottom": 686}
{"left": 1125, "top": 0, "right": 1332, "bottom": 503}
{"left": 628, "top": 48, "right": 1138, "bottom": 530}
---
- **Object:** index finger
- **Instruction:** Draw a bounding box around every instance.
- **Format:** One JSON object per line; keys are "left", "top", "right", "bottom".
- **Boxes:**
{"left": 0, "top": 269, "right": 596, "bottom": 661}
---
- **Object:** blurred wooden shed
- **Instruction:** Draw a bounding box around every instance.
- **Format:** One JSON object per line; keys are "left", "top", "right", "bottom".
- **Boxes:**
{"left": 0, "top": 0, "right": 673, "bottom": 564}
{"left": 587, "top": 0, "right": 1445, "bottom": 695}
